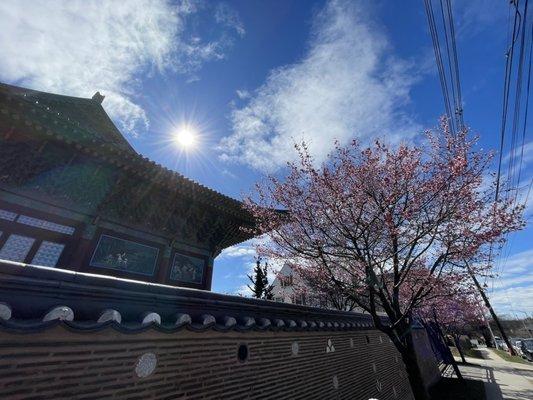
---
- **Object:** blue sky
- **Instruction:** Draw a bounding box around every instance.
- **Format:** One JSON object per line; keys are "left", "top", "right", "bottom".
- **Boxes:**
{"left": 0, "top": 0, "right": 531, "bottom": 316}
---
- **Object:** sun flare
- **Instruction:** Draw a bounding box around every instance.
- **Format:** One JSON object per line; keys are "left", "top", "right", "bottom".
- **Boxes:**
{"left": 173, "top": 124, "right": 198, "bottom": 149}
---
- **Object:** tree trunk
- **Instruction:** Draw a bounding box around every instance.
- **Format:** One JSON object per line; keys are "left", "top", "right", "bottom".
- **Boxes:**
{"left": 400, "top": 336, "right": 429, "bottom": 400}
{"left": 453, "top": 334, "right": 466, "bottom": 363}
{"left": 386, "top": 325, "right": 429, "bottom": 400}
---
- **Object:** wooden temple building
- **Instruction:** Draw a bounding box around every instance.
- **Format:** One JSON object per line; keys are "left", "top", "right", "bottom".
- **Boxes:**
{"left": 0, "top": 82, "right": 254, "bottom": 290}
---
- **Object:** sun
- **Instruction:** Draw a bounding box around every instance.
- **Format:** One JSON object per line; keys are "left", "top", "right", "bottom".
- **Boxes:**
{"left": 173, "top": 124, "right": 198, "bottom": 149}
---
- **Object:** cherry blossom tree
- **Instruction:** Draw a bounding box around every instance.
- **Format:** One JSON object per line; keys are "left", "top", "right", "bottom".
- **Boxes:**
{"left": 415, "top": 277, "right": 485, "bottom": 363}
{"left": 245, "top": 119, "right": 524, "bottom": 400}
{"left": 417, "top": 280, "right": 485, "bottom": 329}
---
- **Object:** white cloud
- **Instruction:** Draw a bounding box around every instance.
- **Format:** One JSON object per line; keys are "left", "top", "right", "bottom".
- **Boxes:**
{"left": 490, "top": 286, "right": 533, "bottom": 315}
{"left": 495, "top": 249, "right": 533, "bottom": 276}
{"left": 218, "top": 0, "right": 420, "bottom": 172}
{"left": 215, "top": 3, "right": 246, "bottom": 38}
{"left": 489, "top": 249, "right": 533, "bottom": 314}
{"left": 235, "top": 89, "right": 250, "bottom": 100}
{"left": 219, "top": 236, "right": 272, "bottom": 259}
{"left": 500, "top": 141, "right": 533, "bottom": 217}
{"left": 219, "top": 242, "right": 257, "bottom": 258}
{"left": 235, "top": 284, "right": 253, "bottom": 297}
{"left": 0, "top": 0, "right": 243, "bottom": 136}
{"left": 504, "top": 141, "right": 533, "bottom": 167}
{"left": 454, "top": 0, "right": 508, "bottom": 38}
{"left": 221, "top": 168, "right": 238, "bottom": 179}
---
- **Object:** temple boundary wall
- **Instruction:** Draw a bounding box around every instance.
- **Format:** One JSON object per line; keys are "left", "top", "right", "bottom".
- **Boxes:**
{"left": 0, "top": 261, "right": 440, "bottom": 399}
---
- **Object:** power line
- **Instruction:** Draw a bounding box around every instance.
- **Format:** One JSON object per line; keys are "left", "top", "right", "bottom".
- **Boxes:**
{"left": 508, "top": 0, "right": 529, "bottom": 195}
{"left": 424, "top": 0, "right": 456, "bottom": 134}
{"left": 443, "top": 0, "right": 464, "bottom": 130}
{"left": 516, "top": 15, "right": 533, "bottom": 191}
{"left": 424, "top": 0, "right": 465, "bottom": 134}
{"left": 496, "top": 1, "right": 522, "bottom": 202}
{"left": 491, "top": 0, "right": 533, "bottom": 323}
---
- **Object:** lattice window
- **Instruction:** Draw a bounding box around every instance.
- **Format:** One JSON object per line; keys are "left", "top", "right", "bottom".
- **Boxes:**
{"left": 17, "top": 215, "right": 75, "bottom": 235}
{"left": 32, "top": 241, "right": 65, "bottom": 267}
{"left": 0, "top": 234, "right": 35, "bottom": 262}
{"left": 0, "top": 209, "right": 17, "bottom": 221}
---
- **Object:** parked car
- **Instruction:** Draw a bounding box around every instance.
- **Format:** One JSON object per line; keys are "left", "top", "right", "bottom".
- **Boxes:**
{"left": 520, "top": 339, "right": 533, "bottom": 361}
{"left": 510, "top": 337, "right": 524, "bottom": 356}
{"left": 514, "top": 340, "right": 523, "bottom": 356}
{"left": 494, "top": 337, "right": 509, "bottom": 351}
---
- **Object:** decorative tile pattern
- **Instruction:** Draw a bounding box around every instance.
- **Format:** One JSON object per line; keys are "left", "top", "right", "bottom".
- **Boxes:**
{"left": 135, "top": 353, "right": 157, "bottom": 378}
{"left": 326, "top": 338, "right": 335, "bottom": 353}
{"left": 17, "top": 215, "right": 75, "bottom": 235}
{"left": 32, "top": 241, "right": 65, "bottom": 267}
{"left": 0, "top": 209, "right": 17, "bottom": 221}
{"left": 0, "top": 234, "right": 35, "bottom": 262}
{"left": 332, "top": 375, "right": 339, "bottom": 390}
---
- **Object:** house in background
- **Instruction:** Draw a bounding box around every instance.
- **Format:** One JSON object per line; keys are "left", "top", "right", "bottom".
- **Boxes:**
{"left": 272, "top": 263, "right": 302, "bottom": 304}
{"left": 271, "top": 263, "right": 365, "bottom": 312}
{"left": 271, "top": 263, "right": 327, "bottom": 307}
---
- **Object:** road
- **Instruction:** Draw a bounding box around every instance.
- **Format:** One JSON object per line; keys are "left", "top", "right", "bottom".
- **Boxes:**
{"left": 445, "top": 348, "right": 533, "bottom": 400}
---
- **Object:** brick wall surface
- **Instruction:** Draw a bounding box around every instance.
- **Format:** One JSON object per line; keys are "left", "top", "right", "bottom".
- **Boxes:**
{"left": 0, "top": 326, "right": 415, "bottom": 400}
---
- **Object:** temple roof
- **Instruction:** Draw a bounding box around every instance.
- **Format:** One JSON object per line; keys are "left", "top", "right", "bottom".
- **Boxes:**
{"left": 0, "top": 82, "right": 255, "bottom": 243}
{"left": 0, "top": 82, "right": 135, "bottom": 153}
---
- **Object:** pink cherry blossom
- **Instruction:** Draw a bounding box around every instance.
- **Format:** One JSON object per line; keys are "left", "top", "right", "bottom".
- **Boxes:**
{"left": 245, "top": 118, "right": 525, "bottom": 400}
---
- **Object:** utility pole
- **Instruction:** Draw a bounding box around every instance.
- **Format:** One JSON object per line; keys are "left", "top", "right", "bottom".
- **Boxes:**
{"left": 485, "top": 315, "right": 498, "bottom": 349}
{"left": 467, "top": 264, "right": 517, "bottom": 356}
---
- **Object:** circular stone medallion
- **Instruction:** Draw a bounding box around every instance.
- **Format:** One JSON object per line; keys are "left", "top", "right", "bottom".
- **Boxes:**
{"left": 135, "top": 352, "right": 157, "bottom": 378}
{"left": 291, "top": 341, "right": 299, "bottom": 356}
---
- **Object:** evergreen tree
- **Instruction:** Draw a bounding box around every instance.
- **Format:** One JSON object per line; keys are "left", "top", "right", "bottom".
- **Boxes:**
{"left": 247, "top": 257, "right": 273, "bottom": 300}
{"left": 262, "top": 260, "right": 274, "bottom": 300}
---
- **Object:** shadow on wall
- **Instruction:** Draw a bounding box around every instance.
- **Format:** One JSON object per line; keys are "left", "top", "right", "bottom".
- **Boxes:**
{"left": 412, "top": 327, "right": 442, "bottom": 390}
